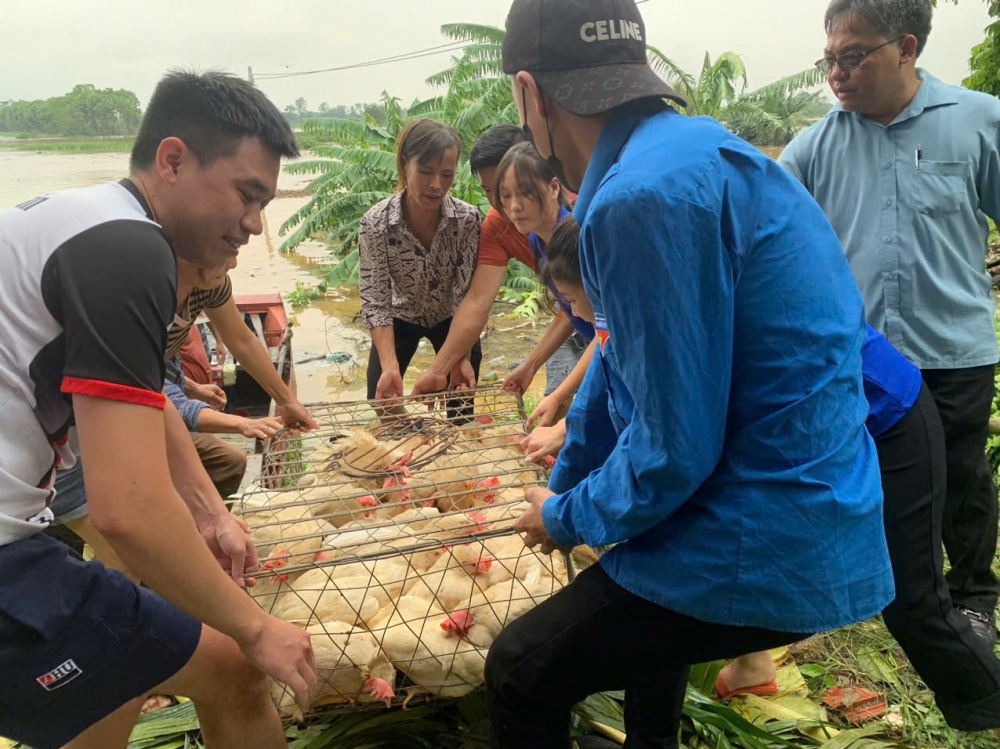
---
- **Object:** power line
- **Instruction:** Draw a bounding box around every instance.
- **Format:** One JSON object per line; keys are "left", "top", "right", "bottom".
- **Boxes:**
{"left": 256, "top": 0, "right": 651, "bottom": 82}
{"left": 255, "top": 41, "right": 474, "bottom": 80}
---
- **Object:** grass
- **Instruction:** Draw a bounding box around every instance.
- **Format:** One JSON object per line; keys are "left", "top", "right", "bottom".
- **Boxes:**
{"left": 798, "top": 620, "right": 999, "bottom": 748}
{"left": 0, "top": 136, "right": 134, "bottom": 153}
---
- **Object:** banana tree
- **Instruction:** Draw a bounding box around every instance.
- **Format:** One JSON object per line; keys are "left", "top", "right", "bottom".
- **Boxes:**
{"left": 647, "top": 46, "right": 828, "bottom": 144}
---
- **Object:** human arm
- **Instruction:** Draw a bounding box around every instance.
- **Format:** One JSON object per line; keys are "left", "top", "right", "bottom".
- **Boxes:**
{"left": 205, "top": 298, "right": 316, "bottom": 431}
{"left": 197, "top": 411, "right": 284, "bottom": 439}
{"left": 520, "top": 420, "right": 567, "bottom": 462}
{"left": 185, "top": 379, "right": 227, "bottom": 410}
{"left": 165, "top": 360, "right": 283, "bottom": 440}
{"left": 502, "top": 313, "right": 574, "bottom": 394}
{"left": 776, "top": 134, "right": 809, "bottom": 188}
{"left": 75, "top": 395, "right": 317, "bottom": 707}
{"left": 540, "top": 191, "right": 733, "bottom": 549}
{"left": 411, "top": 264, "right": 508, "bottom": 395}
{"left": 528, "top": 338, "right": 597, "bottom": 427}
{"left": 161, "top": 397, "right": 260, "bottom": 579}
{"left": 356, "top": 214, "right": 406, "bottom": 400}
{"left": 207, "top": 320, "right": 226, "bottom": 363}
{"left": 546, "top": 352, "right": 617, "bottom": 494}
{"left": 164, "top": 378, "right": 210, "bottom": 432}
{"left": 976, "top": 106, "right": 1000, "bottom": 222}
{"left": 370, "top": 325, "right": 403, "bottom": 399}
{"left": 52, "top": 218, "right": 315, "bottom": 707}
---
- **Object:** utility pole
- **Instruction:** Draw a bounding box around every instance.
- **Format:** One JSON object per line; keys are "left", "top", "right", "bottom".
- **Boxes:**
{"left": 247, "top": 66, "right": 255, "bottom": 86}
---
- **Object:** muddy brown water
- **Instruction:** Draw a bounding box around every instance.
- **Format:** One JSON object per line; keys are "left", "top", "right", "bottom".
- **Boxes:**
{"left": 0, "top": 150, "right": 546, "bottom": 405}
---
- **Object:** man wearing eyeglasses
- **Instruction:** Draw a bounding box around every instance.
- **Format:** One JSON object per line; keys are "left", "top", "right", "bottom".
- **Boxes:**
{"left": 781, "top": 0, "right": 1000, "bottom": 652}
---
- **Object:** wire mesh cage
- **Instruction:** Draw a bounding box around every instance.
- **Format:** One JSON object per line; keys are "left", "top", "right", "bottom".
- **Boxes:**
{"left": 234, "top": 387, "right": 589, "bottom": 717}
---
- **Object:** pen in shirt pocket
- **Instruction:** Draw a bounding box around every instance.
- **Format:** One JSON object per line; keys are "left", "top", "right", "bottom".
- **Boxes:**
{"left": 915, "top": 144, "right": 922, "bottom": 170}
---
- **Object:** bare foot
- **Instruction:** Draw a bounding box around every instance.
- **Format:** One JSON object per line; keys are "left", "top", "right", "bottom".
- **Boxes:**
{"left": 140, "top": 695, "right": 174, "bottom": 714}
{"left": 719, "top": 652, "right": 777, "bottom": 692}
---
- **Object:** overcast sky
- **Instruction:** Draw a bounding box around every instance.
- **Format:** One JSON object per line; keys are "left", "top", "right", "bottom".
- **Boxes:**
{"left": 3, "top": 0, "right": 992, "bottom": 111}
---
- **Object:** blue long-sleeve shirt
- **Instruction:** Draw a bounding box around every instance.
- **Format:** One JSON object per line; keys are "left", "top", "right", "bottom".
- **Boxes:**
{"left": 543, "top": 104, "right": 894, "bottom": 633}
{"left": 163, "top": 356, "right": 207, "bottom": 432}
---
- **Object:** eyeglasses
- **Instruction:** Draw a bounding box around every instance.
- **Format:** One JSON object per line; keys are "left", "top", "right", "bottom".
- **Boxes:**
{"left": 815, "top": 36, "right": 905, "bottom": 74}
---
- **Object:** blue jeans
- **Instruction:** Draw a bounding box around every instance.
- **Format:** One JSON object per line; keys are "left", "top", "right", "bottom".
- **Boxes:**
{"left": 48, "top": 463, "right": 88, "bottom": 525}
{"left": 544, "top": 333, "right": 588, "bottom": 397}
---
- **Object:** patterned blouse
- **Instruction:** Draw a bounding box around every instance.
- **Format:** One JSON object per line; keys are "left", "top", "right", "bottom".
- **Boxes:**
{"left": 358, "top": 192, "right": 481, "bottom": 330}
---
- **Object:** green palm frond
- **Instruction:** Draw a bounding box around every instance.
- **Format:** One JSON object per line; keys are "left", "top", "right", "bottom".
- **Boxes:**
{"left": 301, "top": 117, "right": 392, "bottom": 146}
{"left": 439, "top": 22, "right": 506, "bottom": 46}
{"left": 646, "top": 45, "right": 698, "bottom": 108}
{"left": 380, "top": 91, "right": 408, "bottom": 138}
{"left": 322, "top": 248, "right": 361, "bottom": 288}
{"left": 309, "top": 145, "right": 396, "bottom": 172}
{"left": 743, "top": 67, "right": 827, "bottom": 102}
{"left": 510, "top": 285, "right": 547, "bottom": 318}
{"left": 278, "top": 189, "right": 391, "bottom": 251}
{"left": 283, "top": 159, "right": 345, "bottom": 176}
{"left": 699, "top": 51, "right": 748, "bottom": 117}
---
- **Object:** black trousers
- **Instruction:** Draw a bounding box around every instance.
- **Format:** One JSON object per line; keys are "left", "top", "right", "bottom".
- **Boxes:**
{"left": 366, "top": 317, "right": 483, "bottom": 417}
{"left": 921, "top": 365, "right": 999, "bottom": 613}
{"left": 484, "top": 564, "right": 810, "bottom": 749}
{"left": 879, "top": 384, "right": 1000, "bottom": 730}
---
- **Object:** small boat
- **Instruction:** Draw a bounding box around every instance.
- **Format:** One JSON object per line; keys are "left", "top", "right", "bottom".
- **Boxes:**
{"left": 197, "top": 293, "right": 294, "bottom": 419}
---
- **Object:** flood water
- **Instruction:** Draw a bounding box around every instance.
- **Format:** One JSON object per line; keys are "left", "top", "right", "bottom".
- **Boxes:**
{"left": 0, "top": 148, "right": 545, "bottom": 405}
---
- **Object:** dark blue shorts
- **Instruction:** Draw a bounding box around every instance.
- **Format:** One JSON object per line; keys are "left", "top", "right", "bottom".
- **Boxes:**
{"left": 0, "top": 534, "right": 201, "bottom": 749}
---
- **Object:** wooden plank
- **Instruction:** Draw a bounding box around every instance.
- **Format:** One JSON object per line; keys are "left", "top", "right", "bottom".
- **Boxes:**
{"left": 239, "top": 453, "right": 263, "bottom": 493}
{"left": 249, "top": 313, "right": 267, "bottom": 349}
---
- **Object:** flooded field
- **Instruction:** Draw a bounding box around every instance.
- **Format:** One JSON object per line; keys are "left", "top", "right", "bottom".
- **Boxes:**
{"left": 0, "top": 148, "right": 546, "bottom": 405}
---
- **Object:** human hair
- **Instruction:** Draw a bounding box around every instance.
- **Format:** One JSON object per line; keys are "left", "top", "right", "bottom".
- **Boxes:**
{"left": 469, "top": 125, "right": 526, "bottom": 176}
{"left": 130, "top": 70, "right": 299, "bottom": 171}
{"left": 540, "top": 216, "right": 582, "bottom": 291}
{"left": 495, "top": 142, "right": 568, "bottom": 221}
{"left": 394, "top": 119, "right": 462, "bottom": 192}
{"left": 824, "top": 0, "right": 933, "bottom": 57}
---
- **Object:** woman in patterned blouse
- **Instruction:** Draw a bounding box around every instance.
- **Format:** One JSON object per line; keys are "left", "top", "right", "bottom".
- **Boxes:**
{"left": 358, "top": 119, "right": 483, "bottom": 402}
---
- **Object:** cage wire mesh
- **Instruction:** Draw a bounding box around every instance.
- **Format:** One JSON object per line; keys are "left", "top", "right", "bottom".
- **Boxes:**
{"left": 234, "top": 387, "right": 591, "bottom": 717}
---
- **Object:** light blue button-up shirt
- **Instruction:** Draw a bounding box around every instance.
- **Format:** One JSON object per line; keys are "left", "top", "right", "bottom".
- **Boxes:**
{"left": 780, "top": 70, "right": 1000, "bottom": 369}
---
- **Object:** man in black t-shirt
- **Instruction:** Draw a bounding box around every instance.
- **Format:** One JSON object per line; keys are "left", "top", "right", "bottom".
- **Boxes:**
{"left": 0, "top": 72, "right": 317, "bottom": 748}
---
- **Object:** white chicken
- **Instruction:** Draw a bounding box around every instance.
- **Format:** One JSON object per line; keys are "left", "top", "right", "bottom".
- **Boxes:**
{"left": 322, "top": 518, "right": 409, "bottom": 552}
{"left": 246, "top": 503, "right": 335, "bottom": 568}
{"left": 309, "top": 483, "right": 384, "bottom": 527}
{"left": 270, "top": 567, "right": 381, "bottom": 627}
{"left": 441, "top": 565, "right": 559, "bottom": 648}
{"left": 325, "top": 555, "right": 416, "bottom": 606}
{"left": 405, "top": 544, "right": 494, "bottom": 610}
{"left": 271, "top": 621, "right": 396, "bottom": 719}
{"left": 370, "top": 595, "right": 488, "bottom": 698}
{"left": 335, "top": 430, "right": 410, "bottom": 475}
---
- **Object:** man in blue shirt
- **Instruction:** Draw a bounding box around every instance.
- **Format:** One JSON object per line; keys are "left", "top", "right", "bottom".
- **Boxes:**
{"left": 485, "top": 1, "right": 894, "bottom": 747}
{"left": 780, "top": 0, "right": 1000, "bottom": 645}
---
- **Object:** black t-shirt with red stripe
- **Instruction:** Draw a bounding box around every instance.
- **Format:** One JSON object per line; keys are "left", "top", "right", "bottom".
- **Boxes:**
{"left": 0, "top": 180, "right": 176, "bottom": 544}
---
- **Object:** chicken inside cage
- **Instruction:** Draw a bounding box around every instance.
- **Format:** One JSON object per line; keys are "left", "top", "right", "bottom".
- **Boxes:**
{"left": 235, "top": 388, "right": 594, "bottom": 717}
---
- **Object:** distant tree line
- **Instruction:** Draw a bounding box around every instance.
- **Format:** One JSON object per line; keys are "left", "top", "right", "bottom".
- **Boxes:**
{"left": 0, "top": 84, "right": 142, "bottom": 137}
{"left": 283, "top": 98, "right": 388, "bottom": 128}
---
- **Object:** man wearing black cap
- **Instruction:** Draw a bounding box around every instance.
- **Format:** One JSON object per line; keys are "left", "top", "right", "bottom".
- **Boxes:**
{"left": 486, "top": 1, "right": 897, "bottom": 747}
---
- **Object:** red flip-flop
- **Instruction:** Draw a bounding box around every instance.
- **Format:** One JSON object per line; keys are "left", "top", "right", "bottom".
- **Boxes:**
{"left": 714, "top": 672, "right": 780, "bottom": 700}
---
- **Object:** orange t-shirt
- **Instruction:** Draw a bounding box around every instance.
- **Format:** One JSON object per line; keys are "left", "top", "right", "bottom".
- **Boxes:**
{"left": 477, "top": 208, "right": 535, "bottom": 270}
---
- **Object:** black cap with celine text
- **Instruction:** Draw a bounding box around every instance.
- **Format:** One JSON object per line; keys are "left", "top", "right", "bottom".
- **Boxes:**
{"left": 502, "top": 0, "right": 686, "bottom": 116}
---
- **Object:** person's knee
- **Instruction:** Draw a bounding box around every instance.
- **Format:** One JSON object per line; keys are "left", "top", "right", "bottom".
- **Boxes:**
{"left": 208, "top": 442, "right": 247, "bottom": 486}
{"left": 228, "top": 445, "right": 248, "bottom": 478}
{"left": 484, "top": 624, "right": 531, "bottom": 699}
{"left": 179, "top": 630, "right": 270, "bottom": 711}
